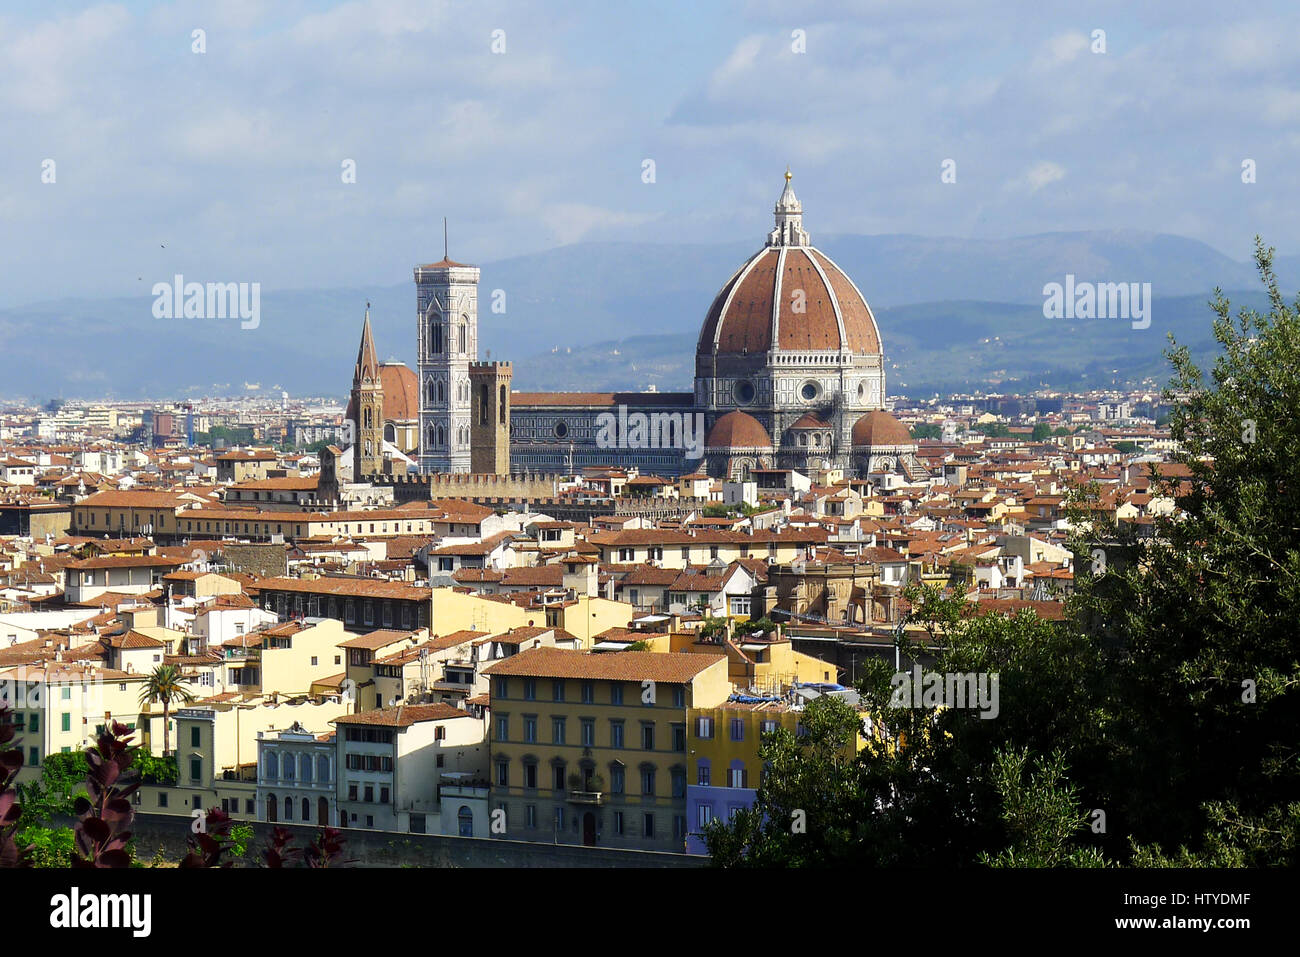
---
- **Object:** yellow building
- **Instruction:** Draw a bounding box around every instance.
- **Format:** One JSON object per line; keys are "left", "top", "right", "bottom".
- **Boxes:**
{"left": 1, "top": 662, "right": 150, "bottom": 783}
{"left": 483, "top": 647, "right": 729, "bottom": 852}
{"left": 670, "top": 630, "right": 836, "bottom": 692}
{"left": 685, "top": 695, "right": 866, "bottom": 854}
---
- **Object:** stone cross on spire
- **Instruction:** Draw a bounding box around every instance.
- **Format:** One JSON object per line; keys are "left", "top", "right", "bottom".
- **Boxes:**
{"left": 767, "top": 168, "right": 810, "bottom": 247}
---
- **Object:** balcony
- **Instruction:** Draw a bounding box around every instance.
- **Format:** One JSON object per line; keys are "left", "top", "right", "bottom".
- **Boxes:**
{"left": 567, "top": 790, "right": 604, "bottom": 806}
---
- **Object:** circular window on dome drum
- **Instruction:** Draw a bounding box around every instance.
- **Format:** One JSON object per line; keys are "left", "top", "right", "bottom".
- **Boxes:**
{"left": 734, "top": 380, "right": 756, "bottom": 405}
{"left": 554, "top": 421, "right": 568, "bottom": 439}
{"left": 858, "top": 382, "right": 866, "bottom": 400}
{"left": 800, "top": 381, "right": 820, "bottom": 402}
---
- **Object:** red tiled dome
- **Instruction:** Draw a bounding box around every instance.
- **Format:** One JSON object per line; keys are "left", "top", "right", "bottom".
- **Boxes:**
{"left": 705, "top": 411, "right": 773, "bottom": 449}
{"left": 852, "top": 410, "right": 913, "bottom": 447}
{"left": 346, "top": 362, "right": 419, "bottom": 423}
{"left": 696, "top": 246, "right": 882, "bottom": 357}
{"left": 789, "top": 413, "right": 830, "bottom": 429}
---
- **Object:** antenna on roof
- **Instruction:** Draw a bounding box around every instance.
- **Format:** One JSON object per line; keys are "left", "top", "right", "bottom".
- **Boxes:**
{"left": 444, "top": 217, "right": 448, "bottom": 261}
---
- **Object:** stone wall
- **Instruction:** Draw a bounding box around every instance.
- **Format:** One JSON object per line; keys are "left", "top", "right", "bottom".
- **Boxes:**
{"left": 219, "top": 542, "right": 288, "bottom": 577}
{"left": 127, "top": 812, "right": 706, "bottom": 868}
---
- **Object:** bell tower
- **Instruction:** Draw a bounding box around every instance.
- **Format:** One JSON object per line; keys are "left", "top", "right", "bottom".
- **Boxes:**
{"left": 416, "top": 224, "right": 479, "bottom": 474}
{"left": 351, "top": 305, "right": 384, "bottom": 479}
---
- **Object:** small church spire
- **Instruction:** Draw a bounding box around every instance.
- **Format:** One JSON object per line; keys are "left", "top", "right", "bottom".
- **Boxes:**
{"left": 354, "top": 304, "right": 380, "bottom": 384}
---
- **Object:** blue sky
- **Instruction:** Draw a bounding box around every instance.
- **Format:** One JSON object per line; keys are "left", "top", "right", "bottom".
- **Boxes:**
{"left": 2, "top": 0, "right": 1297, "bottom": 307}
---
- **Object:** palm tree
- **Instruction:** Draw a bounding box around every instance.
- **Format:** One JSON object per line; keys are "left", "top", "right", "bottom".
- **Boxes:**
{"left": 137, "top": 664, "right": 195, "bottom": 756}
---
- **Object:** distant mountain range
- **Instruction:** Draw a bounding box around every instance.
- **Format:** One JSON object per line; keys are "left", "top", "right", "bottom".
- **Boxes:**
{"left": 1, "top": 231, "right": 1292, "bottom": 401}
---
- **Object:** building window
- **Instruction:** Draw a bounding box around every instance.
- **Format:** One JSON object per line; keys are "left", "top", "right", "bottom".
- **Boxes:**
{"left": 190, "top": 727, "right": 200, "bottom": 747}
{"left": 728, "top": 766, "right": 748, "bottom": 789}
{"left": 696, "top": 716, "right": 714, "bottom": 739}
{"left": 553, "top": 764, "right": 566, "bottom": 791}
{"left": 581, "top": 681, "right": 594, "bottom": 704}
{"left": 641, "top": 724, "right": 655, "bottom": 751}
{"left": 673, "top": 687, "right": 685, "bottom": 708}
{"left": 552, "top": 717, "right": 566, "bottom": 745}
{"left": 613, "top": 811, "right": 625, "bottom": 835}
{"left": 698, "top": 762, "right": 711, "bottom": 787}
{"left": 730, "top": 718, "right": 744, "bottom": 742}
{"left": 496, "top": 761, "right": 509, "bottom": 787}
{"left": 581, "top": 719, "right": 595, "bottom": 747}
{"left": 496, "top": 715, "right": 509, "bottom": 741}
{"left": 698, "top": 804, "right": 713, "bottom": 829}
{"left": 495, "top": 677, "right": 508, "bottom": 699}
{"left": 642, "top": 813, "right": 655, "bottom": 838}
{"left": 641, "top": 768, "right": 656, "bottom": 796}
{"left": 672, "top": 725, "right": 686, "bottom": 752}
{"left": 552, "top": 680, "right": 565, "bottom": 702}
{"left": 524, "top": 679, "right": 536, "bottom": 701}
{"left": 526, "top": 804, "right": 537, "bottom": 829}
{"left": 610, "top": 721, "right": 624, "bottom": 749}
{"left": 524, "top": 763, "right": 537, "bottom": 789}
{"left": 189, "top": 757, "right": 202, "bottom": 782}
{"left": 458, "top": 806, "right": 473, "bottom": 837}
{"left": 610, "top": 684, "right": 623, "bottom": 706}
{"left": 524, "top": 716, "right": 537, "bottom": 744}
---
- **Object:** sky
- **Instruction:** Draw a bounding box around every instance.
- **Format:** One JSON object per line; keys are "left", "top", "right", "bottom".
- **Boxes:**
{"left": 2, "top": 0, "right": 1297, "bottom": 308}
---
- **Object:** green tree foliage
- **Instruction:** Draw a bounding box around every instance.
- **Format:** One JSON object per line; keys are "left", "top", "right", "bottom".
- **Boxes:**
{"left": 138, "top": 664, "right": 196, "bottom": 755}
{"left": 1031, "top": 423, "right": 1052, "bottom": 442}
{"left": 911, "top": 423, "right": 942, "bottom": 440}
{"left": 978, "top": 748, "right": 1108, "bottom": 868}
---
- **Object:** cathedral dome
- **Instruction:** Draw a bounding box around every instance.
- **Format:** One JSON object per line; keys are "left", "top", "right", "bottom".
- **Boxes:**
{"left": 377, "top": 362, "right": 419, "bottom": 421}
{"left": 696, "top": 172, "right": 882, "bottom": 359}
{"left": 345, "top": 362, "right": 418, "bottom": 423}
{"left": 852, "top": 410, "right": 913, "bottom": 448}
{"left": 705, "top": 411, "right": 773, "bottom": 449}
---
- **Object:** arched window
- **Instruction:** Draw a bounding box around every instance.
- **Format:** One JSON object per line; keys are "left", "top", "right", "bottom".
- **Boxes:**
{"left": 363, "top": 408, "right": 372, "bottom": 428}
{"left": 500, "top": 385, "right": 507, "bottom": 424}
{"left": 436, "top": 426, "right": 445, "bottom": 447}
{"left": 317, "top": 755, "right": 330, "bottom": 782}
{"left": 264, "top": 752, "right": 278, "bottom": 780}
{"left": 458, "top": 806, "right": 474, "bottom": 837}
{"left": 426, "top": 379, "right": 435, "bottom": 403}
{"left": 284, "top": 796, "right": 293, "bottom": 820}
{"left": 429, "top": 316, "right": 443, "bottom": 354}
{"left": 384, "top": 423, "right": 395, "bottom": 443}
{"left": 299, "top": 754, "right": 312, "bottom": 783}
{"left": 302, "top": 797, "right": 310, "bottom": 821}
{"left": 459, "top": 319, "right": 468, "bottom": 353}
{"left": 426, "top": 425, "right": 436, "bottom": 446}
{"left": 437, "top": 380, "right": 445, "bottom": 402}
